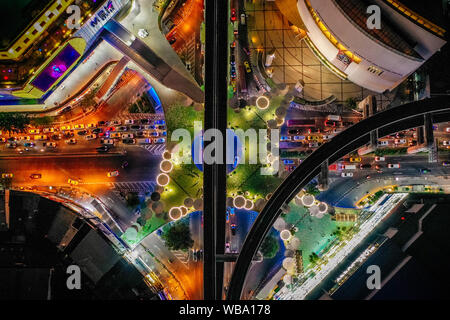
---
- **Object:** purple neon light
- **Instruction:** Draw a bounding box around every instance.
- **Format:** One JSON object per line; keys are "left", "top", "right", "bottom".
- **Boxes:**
{"left": 31, "top": 44, "right": 81, "bottom": 92}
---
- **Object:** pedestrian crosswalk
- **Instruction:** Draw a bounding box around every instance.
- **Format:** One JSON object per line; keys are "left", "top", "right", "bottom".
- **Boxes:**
{"left": 110, "top": 181, "right": 156, "bottom": 193}
{"left": 172, "top": 250, "right": 190, "bottom": 264}
{"left": 114, "top": 113, "right": 165, "bottom": 121}
{"left": 142, "top": 144, "right": 166, "bottom": 155}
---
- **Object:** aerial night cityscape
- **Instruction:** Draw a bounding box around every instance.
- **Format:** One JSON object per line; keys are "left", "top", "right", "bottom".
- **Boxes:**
{"left": 0, "top": 0, "right": 450, "bottom": 312}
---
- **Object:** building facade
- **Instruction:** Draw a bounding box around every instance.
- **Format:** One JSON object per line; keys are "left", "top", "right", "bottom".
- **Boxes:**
{"left": 296, "top": 0, "right": 447, "bottom": 93}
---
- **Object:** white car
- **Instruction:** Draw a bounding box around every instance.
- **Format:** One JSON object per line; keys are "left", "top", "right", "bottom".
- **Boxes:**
{"left": 378, "top": 140, "right": 389, "bottom": 146}
{"left": 387, "top": 163, "right": 400, "bottom": 168}
{"left": 65, "top": 139, "right": 77, "bottom": 145}
{"left": 85, "top": 134, "right": 97, "bottom": 141}
{"left": 341, "top": 172, "right": 353, "bottom": 177}
{"left": 44, "top": 142, "right": 57, "bottom": 148}
{"left": 394, "top": 139, "right": 406, "bottom": 144}
{"left": 138, "top": 28, "right": 149, "bottom": 38}
{"left": 446, "top": 127, "right": 450, "bottom": 133}
{"left": 374, "top": 156, "right": 385, "bottom": 162}
{"left": 443, "top": 141, "right": 450, "bottom": 146}
{"left": 122, "top": 133, "right": 134, "bottom": 139}
{"left": 124, "top": 119, "right": 135, "bottom": 125}
{"left": 101, "top": 139, "right": 115, "bottom": 145}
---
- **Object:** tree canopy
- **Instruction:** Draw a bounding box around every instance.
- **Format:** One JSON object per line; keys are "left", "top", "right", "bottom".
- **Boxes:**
{"left": 260, "top": 232, "right": 280, "bottom": 259}
{"left": 0, "top": 112, "right": 30, "bottom": 136}
{"left": 162, "top": 221, "right": 194, "bottom": 251}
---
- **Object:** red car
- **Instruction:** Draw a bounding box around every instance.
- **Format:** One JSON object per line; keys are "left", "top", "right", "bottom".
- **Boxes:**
{"left": 230, "top": 8, "right": 237, "bottom": 22}
{"left": 106, "top": 126, "right": 115, "bottom": 131}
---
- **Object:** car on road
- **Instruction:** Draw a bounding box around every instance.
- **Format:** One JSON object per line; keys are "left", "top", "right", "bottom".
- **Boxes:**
{"left": 394, "top": 138, "right": 407, "bottom": 144}
{"left": 86, "top": 123, "right": 96, "bottom": 129}
{"left": 280, "top": 136, "right": 291, "bottom": 141}
{"left": 34, "top": 135, "right": 48, "bottom": 141}
{"left": 51, "top": 134, "right": 62, "bottom": 140}
{"left": 243, "top": 61, "right": 252, "bottom": 73}
{"left": 443, "top": 141, "right": 450, "bottom": 146}
{"left": 97, "top": 121, "right": 107, "bottom": 127}
{"left": 349, "top": 157, "right": 361, "bottom": 162}
{"left": 96, "top": 145, "right": 110, "bottom": 153}
{"left": 43, "top": 142, "right": 57, "bottom": 148}
{"left": 124, "top": 119, "right": 135, "bottom": 125}
{"left": 136, "top": 138, "right": 151, "bottom": 144}
{"left": 77, "top": 130, "right": 87, "bottom": 136}
{"left": 140, "top": 119, "right": 150, "bottom": 124}
{"left": 100, "top": 139, "right": 114, "bottom": 145}
{"left": 230, "top": 8, "right": 237, "bottom": 21}
{"left": 110, "top": 132, "right": 121, "bottom": 139}
{"left": 67, "top": 178, "right": 79, "bottom": 185}
{"left": 6, "top": 142, "right": 17, "bottom": 148}
{"left": 110, "top": 120, "right": 121, "bottom": 126}
{"left": 341, "top": 172, "right": 353, "bottom": 177}
{"left": 28, "top": 129, "right": 40, "bottom": 134}
{"left": 308, "top": 142, "right": 319, "bottom": 148}
{"left": 73, "top": 124, "right": 85, "bottom": 130}
{"left": 19, "top": 136, "right": 31, "bottom": 141}
{"left": 0, "top": 137, "right": 6, "bottom": 143}
{"left": 107, "top": 171, "right": 119, "bottom": 178}
{"left": 121, "top": 161, "right": 129, "bottom": 169}
{"left": 130, "top": 125, "right": 142, "bottom": 130}
{"left": 60, "top": 126, "right": 71, "bottom": 131}
{"left": 122, "top": 133, "right": 134, "bottom": 139}
{"left": 387, "top": 163, "right": 400, "bottom": 168}
{"left": 92, "top": 128, "right": 103, "bottom": 134}
{"left": 155, "top": 120, "right": 166, "bottom": 125}
{"left": 375, "top": 156, "right": 385, "bottom": 162}
{"left": 43, "top": 128, "right": 56, "bottom": 134}
{"left": 30, "top": 173, "right": 42, "bottom": 179}
{"left": 154, "top": 138, "right": 165, "bottom": 144}
{"left": 378, "top": 140, "right": 389, "bottom": 146}
{"left": 65, "top": 139, "right": 77, "bottom": 144}
{"left": 283, "top": 159, "right": 294, "bottom": 165}
{"left": 168, "top": 37, "right": 176, "bottom": 45}
{"left": 85, "top": 134, "right": 97, "bottom": 140}
{"left": 144, "top": 125, "right": 156, "bottom": 130}
{"left": 122, "top": 138, "right": 136, "bottom": 144}
{"left": 117, "top": 126, "right": 128, "bottom": 132}
{"left": 442, "top": 161, "right": 450, "bottom": 166}
{"left": 231, "top": 223, "right": 237, "bottom": 236}
{"left": 293, "top": 135, "right": 305, "bottom": 141}
{"left": 106, "top": 126, "right": 116, "bottom": 132}
{"left": 360, "top": 163, "right": 372, "bottom": 169}
{"left": 1, "top": 173, "right": 13, "bottom": 178}
{"left": 419, "top": 168, "right": 430, "bottom": 174}
{"left": 24, "top": 142, "right": 35, "bottom": 148}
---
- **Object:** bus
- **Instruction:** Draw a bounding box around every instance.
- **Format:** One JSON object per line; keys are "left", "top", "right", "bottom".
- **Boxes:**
{"left": 286, "top": 119, "right": 316, "bottom": 127}
{"left": 238, "top": 65, "right": 247, "bottom": 93}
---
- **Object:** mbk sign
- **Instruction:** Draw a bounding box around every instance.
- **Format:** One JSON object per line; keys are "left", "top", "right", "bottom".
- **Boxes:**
{"left": 66, "top": 0, "right": 117, "bottom": 30}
